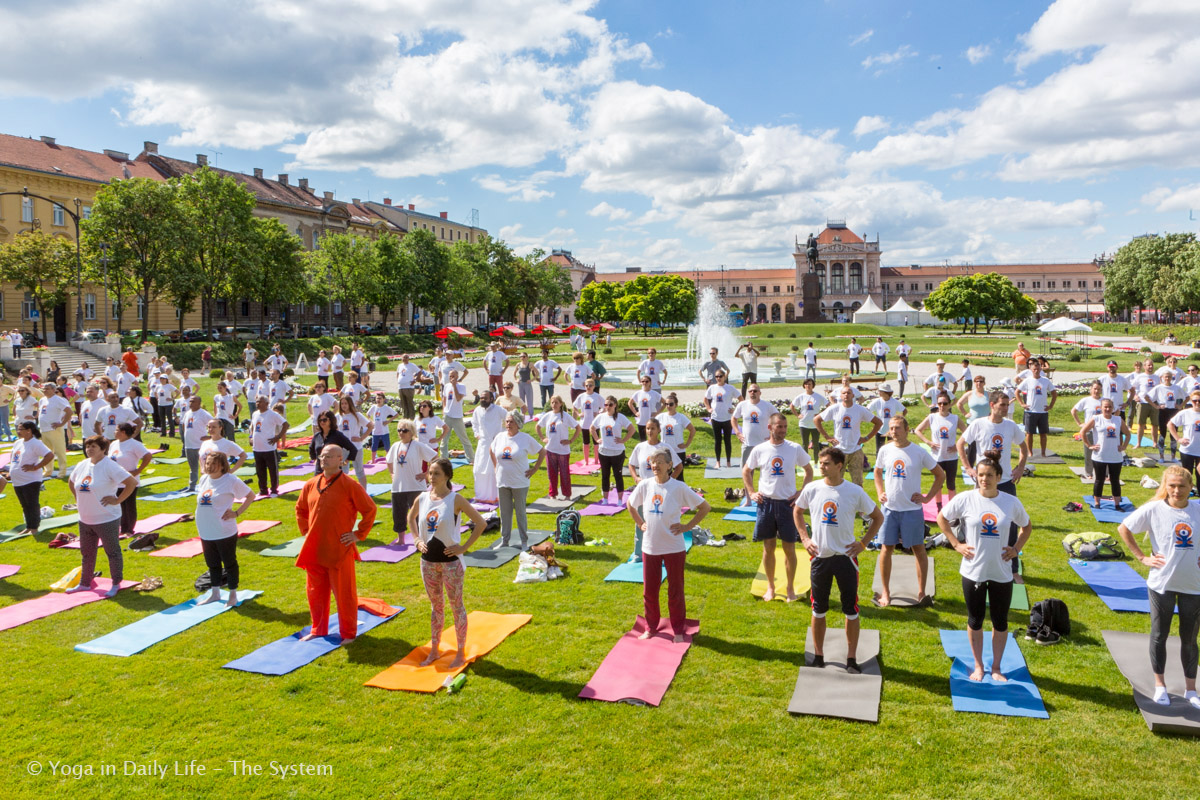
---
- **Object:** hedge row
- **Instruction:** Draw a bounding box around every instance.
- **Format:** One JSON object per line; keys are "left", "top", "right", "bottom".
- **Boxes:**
{"left": 155, "top": 334, "right": 453, "bottom": 370}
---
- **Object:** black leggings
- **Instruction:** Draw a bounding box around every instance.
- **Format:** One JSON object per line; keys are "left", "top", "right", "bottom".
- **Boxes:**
{"left": 15, "top": 482, "right": 41, "bottom": 532}
{"left": 1149, "top": 588, "right": 1200, "bottom": 679}
{"left": 962, "top": 577, "right": 1013, "bottom": 631}
{"left": 254, "top": 449, "right": 279, "bottom": 494}
{"left": 119, "top": 493, "right": 138, "bottom": 535}
{"left": 939, "top": 459, "right": 958, "bottom": 493}
{"left": 801, "top": 427, "right": 821, "bottom": 460}
{"left": 711, "top": 420, "right": 733, "bottom": 462}
{"left": 1093, "top": 461, "right": 1123, "bottom": 500}
{"left": 391, "top": 490, "right": 420, "bottom": 534}
{"left": 599, "top": 452, "right": 626, "bottom": 496}
{"left": 1182, "top": 453, "right": 1200, "bottom": 487}
{"left": 201, "top": 534, "right": 239, "bottom": 591}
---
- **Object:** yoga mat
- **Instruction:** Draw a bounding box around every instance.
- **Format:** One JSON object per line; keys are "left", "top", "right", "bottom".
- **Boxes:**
{"left": 788, "top": 628, "right": 882, "bottom": 723}
{"left": 569, "top": 459, "right": 602, "bottom": 475}
{"left": 137, "top": 476, "right": 178, "bottom": 488}
{"left": 450, "top": 457, "right": 469, "bottom": 468}
{"left": 0, "top": 579, "right": 136, "bottom": 632}
{"left": 471, "top": 500, "right": 499, "bottom": 513}
{"left": 259, "top": 537, "right": 305, "bottom": 557}
{"left": 254, "top": 480, "right": 307, "bottom": 499}
{"left": 1069, "top": 466, "right": 1125, "bottom": 485}
{"left": 872, "top": 554, "right": 936, "bottom": 607}
{"left": 526, "top": 486, "right": 596, "bottom": 514}
{"left": 940, "top": 629, "right": 1048, "bottom": 719}
{"left": 1135, "top": 435, "right": 1156, "bottom": 448}
{"left": 723, "top": 502, "right": 758, "bottom": 522}
{"left": 750, "top": 550, "right": 812, "bottom": 599}
{"left": 150, "top": 520, "right": 280, "bottom": 558}
{"left": 1027, "top": 451, "right": 1065, "bottom": 465}
{"left": 578, "top": 616, "right": 700, "bottom": 706}
{"left": 360, "top": 535, "right": 417, "bottom": 563}
{"left": 363, "top": 461, "right": 389, "bottom": 476}
{"left": 0, "top": 528, "right": 32, "bottom": 544}
{"left": 141, "top": 489, "right": 196, "bottom": 503}
{"left": 283, "top": 436, "right": 312, "bottom": 449}
{"left": 0, "top": 565, "right": 19, "bottom": 580}
{"left": 75, "top": 589, "right": 263, "bottom": 656}
{"left": 604, "top": 533, "right": 694, "bottom": 583}
{"left": 224, "top": 600, "right": 403, "bottom": 675}
{"left": 921, "top": 494, "right": 953, "bottom": 524}
{"left": 364, "top": 611, "right": 532, "bottom": 693}
{"left": 364, "top": 483, "right": 391, "bottom": 498}
{"left": 133, "top": 513, "right": 188, "bottom": 534}
{"left": 1103, "top": 629, "right": 1200, "bottom": 735}
{"left": 704, "top": 465, "right": 744, "bottom": 480}
{"left": 281, "top": 463, "right": 315, "bottom": 476}
{"left": 1069, "top": 560, "right": 1150, "bottom": 613}
{"left": 460, "top": 530, "right": 553, "bottom": 568}
{"left": 153, "top": 457, "right": 188, "bottom": 465}
{"left": 233, "top": 467, "right": 257, "bottom": 478}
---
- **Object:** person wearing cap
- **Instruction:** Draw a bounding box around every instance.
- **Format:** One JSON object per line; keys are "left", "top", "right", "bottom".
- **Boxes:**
{"left": 1016, "top": 360, "right": 1058, "bottom": 459}
{"left": 867, "top": 384, "right": 905, "bottom": 454}
{"left": 924, "top": 359, "right": 958, "bottom": 399}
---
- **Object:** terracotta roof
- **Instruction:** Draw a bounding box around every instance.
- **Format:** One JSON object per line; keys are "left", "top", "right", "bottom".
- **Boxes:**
{"left": 816, "top": 226, "right": 864, "bottom": 245}
{"left": 138, "top": 153, "right": 325, "bottom": 212}
{"left": 0, "top": 133, "right": 164, "bottom": 185}
{"left": 880, "top": 262, "right": 1099, "bottom": 277}
{"left": 597, "top": 267, "right": 795, "bottom": 283}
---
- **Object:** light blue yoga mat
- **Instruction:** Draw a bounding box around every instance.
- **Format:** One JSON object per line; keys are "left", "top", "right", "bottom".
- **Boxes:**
{"left": 259, "top": 537, "right": 304, "bottom": 557}
{"left": 141, "top": 489, "right": 197, "bottom": 503}
{"left": 604, "top": 533, "right": 693, "bottom": 583}
{"left": 1068, "top": 559, "right": 1150, "bottom": 613}
{"left": 722, "top": 502, "right": 758, "bottom": 522}
{"left": 940, "top": 629, "right": 1048, "bottom": 719}
{"left": 365, "top": 483, "right": 391, "bottom": 497}
{"left": 1082, "top": 495, "right": 1134, "bottom": 525}
{"left": 137, "top": 476, "right": 178, "bottom": 488}
{"left": 75, "top": 590, "right": 263, "bottom": 656}
{"left": 223, "top": 605, "right": 404, "bottom": 675}
{"left": 153, "top": 457, "right": 189, "bottom": 465}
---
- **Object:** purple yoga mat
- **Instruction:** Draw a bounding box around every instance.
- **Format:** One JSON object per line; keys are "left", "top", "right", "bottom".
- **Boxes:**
{"left": 578, "top": 490, "right": 633, "bottom": 516}
{"left": 0, "top": 580, "right": 137, "bottom": 632}
{"left": 578, "top": 616, "right": 700, "bottom": 706}
{"left": 281, "top": 462, "right": 315, "bottom": 476}
{"left": 0, "top": 565, "right": 19, "bottom": 580}
{"left": 360, "top": 536, "right": 417, "bottom": 563}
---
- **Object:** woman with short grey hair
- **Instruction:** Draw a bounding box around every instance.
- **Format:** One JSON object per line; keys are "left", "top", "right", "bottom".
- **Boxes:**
{"left": 489, "top": 411, "right": 545, "bottom": 549}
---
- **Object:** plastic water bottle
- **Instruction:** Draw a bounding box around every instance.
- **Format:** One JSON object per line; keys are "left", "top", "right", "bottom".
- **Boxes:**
{"left": 445, "top": 673, "right": 466, "bottom": 694}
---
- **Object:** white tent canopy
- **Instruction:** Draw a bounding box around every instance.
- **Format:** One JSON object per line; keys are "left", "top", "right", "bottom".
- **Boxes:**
{"left": 885, "top": 298, "right": 918, "bottom": 326}
{"left": 1037, "top": 317, "right": 1092, "bottom": 333}
{"left": 853, "top": 295, "right": 887, "bottom": 325}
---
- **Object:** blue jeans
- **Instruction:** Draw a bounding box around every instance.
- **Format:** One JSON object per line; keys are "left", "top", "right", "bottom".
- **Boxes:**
{"left": 0, "top": 405, "right": 10, "bottom": 438}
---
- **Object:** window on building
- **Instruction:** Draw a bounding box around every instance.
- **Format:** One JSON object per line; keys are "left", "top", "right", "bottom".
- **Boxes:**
{"left": 53, "top": 204, "right": 65, "bottom": 227}
{"left": 175, "top": 306, "right": 182, "bottom": 320}
{"left": 0, "top": 292, "right": 5, "bottom": 319}
{"left": 910, "top": 283, "right": 918, "bottom": 291}
{"left": 216, "top": 299, "right": 227, "bottom": 317}
{"left": 731, "top": 286, "right": 739, "bottom": 294}
{"left": 313, "top": 304, "right": 321, "bottom": 315}
{"left": 1048, "top": 281, "right": 1056, "bottom": 289}
{"left": 137, "top": 296, "right": 145, "bottom": 321}
{"left": 333, "top": 301, "right": 342, "bottom": 315}
{"left": 925, "top": 282, "right": 933, "bottom": 291}
{"left": 746, "top": 286, "right": 752, "bottom": 294}
{"left": 1078, "top": 280, "right": 1086, "bottom": 288}
{"left": 241, "top": 300, "right": 250, "bottom": 317}
{"left": 21, "top": 198, "right": 33, "bottom": 223}
{"left": 21, "top": 292, "right": 34, "bottom": 320}
{"left": 831, "top": 264, "right": 844, "bottom": 292}
{"left": 1094, "top": 280, "right": 1102, "bottom": 288}
{"left": 1032, "top": 281, "right": 1041, "bottom": 289}
{"left": 849, "top": 263, "right": 862, "bottom": 293}
{"left": 773, "top": 285, "right": 780, "bottom": 293}
{"left": 81, "top": 206, "right": 91, "bottom": 220}
{"left": 718, "top": 286, "right": 725, "bottom": 294}
{"left": 111, "top": 298, "right": 120, "bottom": 321}
{"left": 759, "top": 286, "right": 766, "bottom": 294}
{"left": 312, "top": 230, "right": 321, "bottom": 249}
{"left": 786, "top": 285, "right": 794, "bottom": 293}
{"left": 1017, "top": 281, "right": 1025, "bottom": 289}
{"left": 441, "top": 227, "right": 445, "bottom": 239}
{"left": 815, "top": 264, "right": 826, "bottom": 294}
{"left": 84, "top": 293, "right": 96, "bottom": 320}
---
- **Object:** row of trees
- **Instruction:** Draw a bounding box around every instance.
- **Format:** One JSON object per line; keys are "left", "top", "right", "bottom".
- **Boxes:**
{"left": 575, "top": 274, "right": 697, "bottom": 334}
{"left": 922, "top": 272, "right": 1037, "bottom": 333}
{"left": 1100, "top": 232, "right": 1199, "bottom": 320}
{"left": 0, "top": 168, "right": 574, "bottom": 342}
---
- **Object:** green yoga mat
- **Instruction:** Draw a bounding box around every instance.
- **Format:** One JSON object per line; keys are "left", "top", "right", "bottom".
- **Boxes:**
{"left": 137, "top": 476, "right": 178, "bottom": 489}
{"left": 259, "top": 537, "right": 304, "bottom": 558}
{"left": 153, "top": 457, "right": 189, "bottom": 465}
{"left": 234, "top": 467, "right": 256, "bottom": 477}
{"left": 0, "top": 528, "right": 32, "bottom": 544}
{"left": 40, "top": 513, "right": 81, "bottom": 531}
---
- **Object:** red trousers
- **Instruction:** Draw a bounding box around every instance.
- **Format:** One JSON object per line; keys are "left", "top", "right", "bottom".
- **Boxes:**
{"left": 643, "top": 550, "right": 687, "bottom": 636}
{"left": 305, "top": 559, "right": 359, "bottom": 640}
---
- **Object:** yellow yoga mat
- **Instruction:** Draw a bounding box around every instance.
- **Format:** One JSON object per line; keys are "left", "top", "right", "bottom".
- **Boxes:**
{"left": 750, "top": 551, "right": 812, "bottom": 600}
{"left": 364, "top": 611, "right": 531, "bottom": 693}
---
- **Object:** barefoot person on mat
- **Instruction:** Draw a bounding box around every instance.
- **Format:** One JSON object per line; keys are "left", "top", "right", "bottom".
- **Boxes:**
{"left": 1117, "top": 465, "right": 1200, "bottom": 710}
{"left": 936, "top": 450, "right": 1032, "bottom": 682}
{"left": 295, "top": 445, "right": 377, "bottom": 642}
{"left": 409, "top": 458, "right": 488, "bottom": 668}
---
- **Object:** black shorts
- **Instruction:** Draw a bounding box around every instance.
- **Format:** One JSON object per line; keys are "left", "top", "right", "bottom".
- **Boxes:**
{"left": 753, "top": 497, "right": 799, "bottom": 543}
{"left": 810, "top": 554, "right": 860, "bottom": 619}
{"left": 581, "top": 428, "right": 593, "bottom": 445}
{"left": 1024, "top": 411, "right": 1049, "bottom": 435}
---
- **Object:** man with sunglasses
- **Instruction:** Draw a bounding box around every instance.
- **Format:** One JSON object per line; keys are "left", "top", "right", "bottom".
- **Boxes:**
{"left": 655, "top": 393, "right": 694, "bottom": 476}
{"left": 628, "top": 376, "right": 663, "bottom": 442}
{"left": 697, "top": 348, "right": 729, "bottom": 387}
{"left": 732, "top": 384, "right": 776, "bottom": 466}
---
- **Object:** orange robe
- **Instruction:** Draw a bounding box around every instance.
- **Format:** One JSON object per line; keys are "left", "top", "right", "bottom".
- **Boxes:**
{"left": 122, "top": 350, "right": 140, "bottom": 377}
{"left": 295, "top": 472, "right": 377, "bottom": 639}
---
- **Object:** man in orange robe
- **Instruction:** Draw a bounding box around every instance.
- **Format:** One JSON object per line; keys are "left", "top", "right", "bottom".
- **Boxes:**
{"left": 296, "top": 444, "right": 378, "bottom": 641}
{"left": 122, "top": 346, "right": 140, "bottom": 377}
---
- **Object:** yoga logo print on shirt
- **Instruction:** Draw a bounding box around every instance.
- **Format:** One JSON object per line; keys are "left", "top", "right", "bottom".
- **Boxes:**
{"left": 980, "top": 512, "right": 1000, "bottom": 538}
{"left": 255, "top": 421, "right": 262, "bottom": 434}
{"left": 769, "top": 456, "right": 785, "bottom": 476}
{"left": 585, "top": 400, "right": 592, "bottom": 411}
{"left": 1105, "top": 424, "right": 1117, "bottom": 439}
{"left": 500, "top": 446, "right": 513, "bottom": 461}
{"left": 650, "top": 494, "right": 665, "bottom": 515}
{"left": 1034, "top": 386, "right": 1043, "bottom": 396}
{"left": 821, "top": 501, "right": 838, "bottom": 526}
{"left": 750, "top": 411, "right": 760, "bottom": 425}
{"left": 79, "top": 476, "right": 92, "bottom": 493}
{"left": 938, "top": 425, "right": 950, "bottom": 440}
{"left": 890, "top": 461, "right": 907, "bottom": 479}
{"left": 549, "top": 422, "right": 557, "bottom": 434}
{"left": 199, "top": 490, "right": 214, "bottom": 507}
{"left": 990, "top": 433, "right": 1004, "bottom": 450}
{"left": 1167, "top": 392, "right": 1176, "bottom": 404}
{"left": 883, "top": 408, "right": 892, "bottom": 419}
{"left": 806, "top": 400, "right": 815, "bottom": 411}
{"left": 841, "top": 415, "right": 852, "bottom": 430}
{"left": 1175, "top": 522, "right": 1195, "bottom": 549}
{"left": 107, "top": 413, "right": 117, "bottom": 426}
{"left": 665, "top": 424, "right": 674, "bottom": 436}
{"left": 425, "top": 509, "right": 440, "bottom": 534}
{"left": 604, "top": 425, "right": 613, "bottom": 438}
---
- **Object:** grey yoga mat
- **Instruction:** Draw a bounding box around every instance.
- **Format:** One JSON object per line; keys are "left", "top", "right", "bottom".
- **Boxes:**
{"left": 1103, "top": 630, "right": 1200, "bottom": 735}
{"left": 871, "top": 554, "right": 935, "bottom": 607}
{"left": 1027, "top": 451, "right": 1065, "bottom": 465}
{"left": 525, "top": 486, "right": 596, "bottom": 515}
{"left": 460, "top": 530, "right": 553, "bottom": 569}
{"left": 787, "top": 628, "right": 882, "bottom": 723}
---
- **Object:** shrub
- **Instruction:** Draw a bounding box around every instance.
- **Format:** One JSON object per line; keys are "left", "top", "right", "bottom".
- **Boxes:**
{"left": 377, "top": 356, "right": 390, "bottom": 366}
{"left": 1067, "top": 352, "right": 1082, "bottom": 362}
{"left": 603, "top": 347, "right": 612, "bottom": 354}
{"left": 791, "top": 345, "right": 799, "bottom": 351}
{"left": 1190, "top": 353, "right": 1200, "bottom": 362}
{"left": 1151, "top": 352, "right": 1165, "bottom": 364}
{"left": 283, "top": 367, "right": 295, "bottom": 377}
{"left": 816, "top": 333, "right": 822, "bottom": 338}
{"left": 209, "top": 369, "right": 224, "bottom": 380}
{"left": 788, "top": 333, "right": 797, "bottom": 338}
{"left": 1102, "top": 342, "right": 1113, "bottom": 347}
{"left": 766, "top": 333, "right": 775, "bottom": 339}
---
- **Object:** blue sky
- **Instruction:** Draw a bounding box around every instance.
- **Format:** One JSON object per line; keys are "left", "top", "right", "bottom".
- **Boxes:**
{"left": 2, "top": 0, "right": 1198, "bottom": 271}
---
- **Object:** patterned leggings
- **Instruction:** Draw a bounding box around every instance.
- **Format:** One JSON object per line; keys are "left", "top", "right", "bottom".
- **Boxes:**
{"left": 421, "top": 559, "right": 468, "bottom": 651}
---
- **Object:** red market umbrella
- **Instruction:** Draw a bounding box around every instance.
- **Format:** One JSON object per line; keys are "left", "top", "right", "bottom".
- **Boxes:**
{"left": 435, "top": 326, "right": 473, "bottom": 339}
{"left": 592, "top": 322, "right": 617, "bottom": 331}
{"left": 532, "top": 324, "right": 563, "bottom": 335}
{"left": 490, "top": 325, "right": 525, "bottom": 337}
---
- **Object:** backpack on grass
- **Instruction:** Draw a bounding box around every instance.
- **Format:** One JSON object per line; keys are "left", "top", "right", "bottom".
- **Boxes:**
{"left": 1026, "top": 598, "right": 1070, "bottom": 645}
{"left": 555, "top": 510, "right": 583, "bottom": 545}
{"left": 1062, "top": 532, "right": 1123, "bottom": 560}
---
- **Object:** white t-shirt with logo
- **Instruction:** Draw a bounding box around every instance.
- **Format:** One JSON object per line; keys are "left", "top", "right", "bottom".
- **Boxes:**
{"left": 416, "top": 416, "right": 443, "bottom": 448}
{"left": 386, "top": 439, "right": 437, "bottom": 492}
{"left": 195, "top": 473, "right": 255, "bottom": 540}
{"left": 1100, "top": 374, "right": 1130, "bottom": 407}
{"left": 79, "top": 397, "right": 107, "bottom": 435}
{"left": 214, "top": 393, "right": 239, "bottom": 422}
{"left": 441, "top": 383, "right": 466, "bottom": 418}
{"left": 108, "top": 436, "right": 150, "bottom": 473}
{"left": 153, "top": 382, "right": 178, "bottom": 407}
{"left": 705, "top": 384, "right": 739, "bottom": 423}
{"left": 307, "top": 393, "right": 336, "bottom": 424}
{"left": 630, "top": 477, "right": 704, "bottom": 556}
{"left": 733, "top": 400, "right": 776, "bottom": 448}
{"left": 489, "top": 431, "right": 541, "bottom": 489}
{"left": 638, "top": 359, "right": 667, "bottom": 390}
{"left": 485, "top": 351, "right": 507, "bottom": 377}
{"left": 367, "top": 404, "right": 397, "bottom": 436}
{"left": 1132, "top": 373, "right": 1157, "bottom": 403}
{"left": 745, "top": 439, "right": 811, "bottom": 500}
{"left": 1091, "top": 415, "right": 1125, "bottom": 464}
{"left": 574, "top": 392, "right": 602, "bottom": 429}
{"left": 875, "top": 442, "right": 938, "bottom": 512}
{"left": 847, "top": 343, "right": 862, "bottom": 359}
{"left": 1122, "top": 499, "right": 1200, "bottom": 594}
{"left": 397, "top": 362, "right": 421, "bottom": 389}
{"left": 926, "top": 413, "right": 960, "bottom": 462}
{"left": 1148, "top": 383, "right": 1181, "bottom": 410}
{"left": 199, "top": 437, "right": 245, "bottom": 464}
{"left": 8, "top": 437, "right": 51, "bottom": 486}
{"left": 536, "top": 411, "right": 578, "bottom": 456}
{"left": 338, "top": 412, "right": 368, "bottom": 444}
{"left": 181, "top": 408, "right": 214, "bottom": 449}
{"left": 564, "top": 363, "right": 592, "bottom": 390}
{"left": 630, "top": 389, "right": 662, "bottom": 425}
{"left": 316, "top": 356, "right": 332, "bottom": 377}
{"left": 70, "top": 457, "right": 132, "bottom": 525}
{"left": 804, "top": 347, "right": 817, "bottom": 365}
{"left": 871, "top": 341, "right": 889, "bottom": 357}
{"left": 250, "top": 409, "right": 286, "bottom": 451}
{"left": 940, "top": 490, "right": 1030, "bottom": 583}
{"left": 795, "top": 479, "right": 877, "bottom": 559}
{"left": 1018, "top": 377, "right": 1055, "bottom": 413}
{"left": 868, "top": 397, "right": 905, "bottom": 427}
{"left": 1073, "top": 396, "right": 1104, "bottom": 424}
{"left": 592, "top": 412, "right": 632, "bottom": 457}
{"left": 817, "top": 402, "right": 877, "bottom": 455}
{"left": 961, "top": 417, "right": 1021, "bottom": 482}
{"left": 1171, "top": 409, "right": 1200, "bottom": 457}
{"left": 792, "top": 391, "right": 827, "bottom": 429}
{"left": 37, "top": 394, "right": 71, "bottom": 429}
{"left": 630, "top": 441, "right": 682, "bottom": 478}
{"left": 534, "top": 359, "right": 559, "bottom": 386}
{"left": 655, "top": 411, "right": 690, "bottom": 452}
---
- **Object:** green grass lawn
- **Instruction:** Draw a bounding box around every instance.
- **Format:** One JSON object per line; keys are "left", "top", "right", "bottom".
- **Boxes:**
{"left": 2, "top": 379, "right": 1196, "bottom": 798}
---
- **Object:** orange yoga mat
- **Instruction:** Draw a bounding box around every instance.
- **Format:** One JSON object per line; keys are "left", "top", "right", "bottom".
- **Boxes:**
{"left": 364, "top": 611, "right": 531, "bottom": 693}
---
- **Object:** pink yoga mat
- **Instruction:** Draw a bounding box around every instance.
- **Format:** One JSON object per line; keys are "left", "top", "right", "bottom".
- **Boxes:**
{"left": 0, "top": 565, "right": 19, "bottom": 580}
{"left": 255, "top": 480, "right": 307, "bottom": 499}
{"left": 360, "top": 535, "right": 417, "bottom": 563}
{"left": 578, "top": 616, "right": 700, "bottom": 706}
{"left": 921, "top": 494, "right": 953, "bottom": 524}
{"left": 569, "top": 459, "right": 602, "bottom": 476}
{"left": 134, "top": 513, "right": 188, "bottom": 534}
{"left": 0, "top": 579, "right": 136, "bottom": 632}
{"left": 149, "top": 520, "right": 279, "bottom": 558}
{"left": 281, "top": 463, "right": 315, "bottom": 476}
{"left": 579, "top": 490, "right": 633, "bottom": 517}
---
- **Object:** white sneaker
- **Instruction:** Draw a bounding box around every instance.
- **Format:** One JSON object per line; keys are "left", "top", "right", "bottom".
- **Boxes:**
{"left": 1186, "top": 691, "right": 1200, "bottom": 710}
{"left": 1153, "top": 686, "right": 1171, "bottom": 705}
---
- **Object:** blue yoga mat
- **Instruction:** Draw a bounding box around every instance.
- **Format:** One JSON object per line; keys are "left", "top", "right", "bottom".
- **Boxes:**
{"left": 223, "top": 605, "right": 404, "bottom": 675}
{"left": 940, "top": 629, "right": 1048, "bottom": 719}
{"left": 722, "top": 503, "right": 758, "bottom": 522}
{"left": 1068, "top": 559, "right": 1150, "bottom": 613}
{"left": 75, "top": 590, "right": 263, "bottom": 656}
{"left": 141, "top": 489, "right": 197, "bottom": 503}
{"left": 364, "top": 483, "right": 391, "bottom": 497}
{"left": 450, "top": 457, "right": 469, "bottom": 467}
{"left": 603, "top": 533, "right": 693, "bottom": 583}
{"left": 1082, "top": 495, "right": 1134, "bottom": 525}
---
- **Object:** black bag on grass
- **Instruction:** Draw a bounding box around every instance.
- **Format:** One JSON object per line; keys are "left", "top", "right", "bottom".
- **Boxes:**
{"left": 194, "top": 570, "right": 229, "bottom": 593}
{"left": 1027, "top": 598, "right": 1070, "bottom": 640}
{"left": 555, "top": 510, "right": 583, "bottom": 545}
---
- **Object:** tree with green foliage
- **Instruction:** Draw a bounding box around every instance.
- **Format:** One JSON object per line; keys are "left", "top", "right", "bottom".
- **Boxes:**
{"left": 1041, "top": 299, "right": 1069, "bottom": 317}
{"left": 533, "top": 255, "right": 574, "bottom": 325}
{"left": 80, "top": 177, "right": 183, "bottom": 341}
{"left": 925, "top": 272, "right": 1035, "bottom": 333}
{"left": 403, "top": 229, "right": 453, "bottom": 326}
{"left": 0, "top": 231, "right": 76, "bottom": 342}
{"left": 612, "top": 274, "right": 697, "bottom": 334}
{"left": 247, "top": 217, "right": 306, "bottom": 336}
{"left": 576, "top": 280, "right": 623, "bottom": 323}
{"left": 368, "top": 231, "right": 417, "bottom": 330}
{"left": 1101, "top": 233, "right": 1197, "bottom": 319}
{"left": 303, "top": 232, "right": 375, "bottom": 330}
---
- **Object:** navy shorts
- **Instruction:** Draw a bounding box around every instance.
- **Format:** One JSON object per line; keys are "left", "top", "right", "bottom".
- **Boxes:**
{"left": 810, "top": 554, "right": 860, "bottom": 619}
{"left": 753, "top": 497, "right": 799, "bottom": 543}
{"left": 881, "top": 508, "right": 925, "bottom": 548}
{"left": 1024, "top": 411, "right": 1049, "bottom": 435}
{"left": 370, "top": 434, "right": 391, "bottom": 452}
